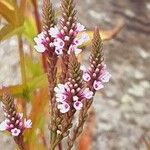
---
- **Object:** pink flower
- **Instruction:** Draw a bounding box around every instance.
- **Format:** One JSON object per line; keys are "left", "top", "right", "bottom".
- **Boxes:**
{"left": 55, "top": 49, "right": 63, "bottom": 55}
{"left": 76, "top": 23, "right": 86, "bottom": 32}
{"left": 24, "top": 119, "right": 32, "bottom": 128}
{"left": 49, "top": 26, "right": 60, "bottom": 38}
{"left": 73, "top": 96, "right": 79, "bottom": 101}
{"left": 53, "top": 38, "right": 65, "bottom": 49}
{"left": 73, "top": 101, "right": 83, "bottom": 110}
{"left": 73, "top": 33, "right": 89, "bottom": 47}
{"left": 68, "top": 45, "right": 82, "bottom": 55}
{"left": 100, "top": 71, "right": 111, "bottom": 83}
{"left": 54, "top": 84, "right": 68, "bottom": 102}
{"left": 82, "top": 88, "right": 93, "bottom": 99}
{"left": 57, "top": 102, "right": 70, "bottom": 113}
{"left": 93, "top": 80, "right": 104, "bottom": 90}
{"left": 83, "top": 72, "right": 91, "bottom": 81}
{"left": 11, "top": 128, "right": 21, "bottom": 136}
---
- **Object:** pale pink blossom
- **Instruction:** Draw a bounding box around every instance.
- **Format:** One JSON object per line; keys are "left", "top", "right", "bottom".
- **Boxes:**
{"left": 55, "top": 48, "right": 63, "bottom": 55}
{"left": 93, "top": 80, "right": 104, "bottom": 90}
{"left": 53, "top": 38, "right": 65, "bottom": 49}
{"left": 76, "top": 23, "right": 86, "bottom": 32}
{"left": 11, "top": 128, "right": 21, "bottom": 136}
{"left": 83, "top": 88, "right": 93, "bottom": 99}
{"left": 73, "top": 96, "right": 79, "bottom": 101}
{"left": 57, "top": 102, "right": 70, "bottom": 113}
{"left": 68, "top": 45, "right": 82, "bottom": 55}
{"left": 73, "top": 101, "right": 83, "bottom": 110}
{"left": 100, "top": 71, "right": 111, "bottom": 83}
{"left": 24, "top": 119, "right": 32, "bottom": 128}
{"left": 49, "top": 26, "right": 60, "bottom": 38}
{"left": 83, "top": 72, "right": 91, "bottom": 81}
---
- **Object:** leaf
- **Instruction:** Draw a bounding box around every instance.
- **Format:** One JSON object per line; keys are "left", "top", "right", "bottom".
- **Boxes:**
{"left": 0, "top": 0, "right": 16, "bottom": 25}
{"left": 23, "top": 18, "right": 37, "bottom": 44}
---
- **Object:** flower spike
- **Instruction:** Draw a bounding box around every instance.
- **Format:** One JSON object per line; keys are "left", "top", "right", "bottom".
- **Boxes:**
{"left": 83, "top": 27, "right": 111, "bottom": 92}
{"left": 0, "top": 91, "right": 32, "bottom": 149}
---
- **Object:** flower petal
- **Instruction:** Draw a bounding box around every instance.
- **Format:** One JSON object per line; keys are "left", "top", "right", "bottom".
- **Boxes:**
{"left": 73, "top": 101, "right": 83, "bottom": 110}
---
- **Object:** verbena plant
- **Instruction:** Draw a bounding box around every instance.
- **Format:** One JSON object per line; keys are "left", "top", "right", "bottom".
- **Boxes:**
{"left": 0, "top": 0, "right": 111, "bottom": 149}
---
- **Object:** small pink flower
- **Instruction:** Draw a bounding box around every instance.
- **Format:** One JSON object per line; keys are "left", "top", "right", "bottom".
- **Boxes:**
{"left": 55, "top": 48, "right": 63, "bottom": 55}
{"left": 57, "top": 102, "right": 70, "bottom": 113}
{"left": 68, "top": 45, "right": 82, "bottom": 55}
{"left": 53, "top": 38, "right": 65, "bottom": 49}
{"left": 76, "top": 23, "right": 86, "bottom": 32}
{"left": 83, "top": 88, "right": 93, "bottom": 99}
{"left": 100, "top": 71, "right": 111, "bottom": 83}
{"left": 73, "top": 96, "right": 79, "bottom": 101}
{"left": 80, "top": 33, "right": 90, "bottom": 43}
{"left": 11, "top": 128, "right": 21, "bottom": 136}
{"left": 64, "top": 36, "right": 70, "bottom": 41}
{"left": 49, "top": 26, "right": 59, "bottom": 38}
{"left": 73, "top": 101, "right": 83, "bottom": 110}
{"left": 55, "top": 84, "right": 68, "bottom": 102}
{"left": 24, "top": 119, "right": 32, "bottom": 128}
{"left": 93, "top": 80, "right": 104, "bottom": 90}
{"left": 83, "top": 72, "right": 91, "bottom": 81}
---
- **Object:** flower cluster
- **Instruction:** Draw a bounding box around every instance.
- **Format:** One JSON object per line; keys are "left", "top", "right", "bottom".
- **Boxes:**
{"left": 0, "top": 92, "right": 32, "bottom": 137}
{"left": 54, "top": 82, "right": 93, "bottom": 113}
{"left": 82, "top": 64, "right": 111, "bottom": 91}
{"left": 34, "top": 23, "right": 89, "bottom": 56}
{"left": 0, "top": 113, "right": 32, "bottom": 136}
{"left": 34, "top": 31, "right": 54, "bottom": 53}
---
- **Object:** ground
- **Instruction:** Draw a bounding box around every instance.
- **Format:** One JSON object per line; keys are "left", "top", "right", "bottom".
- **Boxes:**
{"left": 0, "top": 0, "right": 150, "bottom": 149}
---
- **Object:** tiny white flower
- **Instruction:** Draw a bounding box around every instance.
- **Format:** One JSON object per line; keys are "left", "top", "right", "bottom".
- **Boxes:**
{"left": 73, "top": 101, "right": 83, "bottom": 110}
{"left": 57, "top": 102, "right": 70, "bottom": 113}
{"left": 49, "top": 42, "right": 54, "bottom": 47}
{"left": 64, "top": 36, "right": 70, "bottom": 41}
{"left": 68, "top": 45, "right": 82, "bottom": 55}
{"left": 83, "top": 88, "right": 93, "bottom": 99}
{"left": 80, "top": 33, "right": 90, "bottom": 42}
{"left": 53, "top": 38, "right": 65, "bottom": 49}
{"left": 56, "top": 94, "right": 67, "bottom": 102}
{"left": 73, "top": 96, "right": 79, "bottom": 101}
{"left": 24, "top": 119, "right": 32, "bottom": 128}
{"left": 100, "top": 71, "right": 111, "bottom": 83}
{"left": 76, "top": 23, "right": 86, "bottom": 32}
{"left": 55, "top": 48, "right": 63, "bottom": 55}
{"left": 11, "top": 128, "right": 21, "bottom": 136}
{"left": 83, "top": 72, "right": 91, "bottom": 81}
{"left": 49, "top": 26, "right": 59, "bottom": 38}
{"left": 93, "top": 80, "right": 104, "bottom": 90}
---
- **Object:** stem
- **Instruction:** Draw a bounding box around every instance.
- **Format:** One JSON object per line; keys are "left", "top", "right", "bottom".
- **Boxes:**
{"left": 58, "top": 143, "right": 62, "bottom": 150}
{"left": 18, "top": 35, "right": 27, "bottom": 85}
{"left": 14, "top": 135, "right": 26, "bottom": 150}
